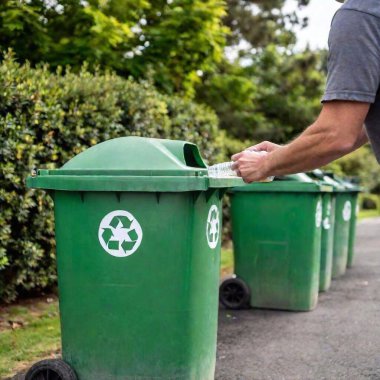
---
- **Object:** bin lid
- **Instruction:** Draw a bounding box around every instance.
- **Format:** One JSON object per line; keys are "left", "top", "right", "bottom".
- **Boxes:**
{"left": 27, "top": 137, "right": 245, "bottom": 192}
{"left": 230, "top": 172, "right": 331, "bottom": 193}
{"left": 309, "top": 170, "right": 355, "bottom": 193}
{"left": 324, "top": 172, "right": 362, "bottom": 193}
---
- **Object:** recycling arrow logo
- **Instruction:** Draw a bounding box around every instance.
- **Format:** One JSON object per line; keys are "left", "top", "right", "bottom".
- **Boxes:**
{"left": 323, "top": 200, "right": 332, "bottom": 230}
{"left": 342, "top": 201, "right": 352, "bottom": 222}
{"left": 98, "top": 210, "right": 143, "bottom": 257}
{"left": 315, "top": 200, "right": 322, "bottom": 228}
{"left": 206, "top": 205, "right": 220, "bottom": 249}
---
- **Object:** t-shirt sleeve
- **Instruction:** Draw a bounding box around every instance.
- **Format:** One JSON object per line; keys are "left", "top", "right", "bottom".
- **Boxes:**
{"left": 322, "top": 9, "right": 380, "bottom": 104}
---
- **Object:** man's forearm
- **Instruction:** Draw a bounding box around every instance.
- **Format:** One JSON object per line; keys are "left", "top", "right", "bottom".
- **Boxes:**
{"left": 264, "top": 123, "right": 370, "bottom": 176}
{"left": 264, "top": 124, "right": 346, "bottom": 176}
{"left": 263, "top": 103, "right": 370, "bottom": 177}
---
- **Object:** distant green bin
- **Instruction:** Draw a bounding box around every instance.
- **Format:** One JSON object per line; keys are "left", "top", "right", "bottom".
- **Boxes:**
{"left": 346, "top": 182, "right": 361, "bottom": 267}
{"left": 221, "top": 174, "right": 328, "bottom": 312}
{"left": 308, "top": 170, "right": 336, "bottom": 292}
{"left": 26, "top": 137, "right": 244, "bottom": 380}
{"left": 318, "top": 174, "right": 351, "bottom": 278}
{"left": 324, "top": 174, "right": 361, "bottom": 268}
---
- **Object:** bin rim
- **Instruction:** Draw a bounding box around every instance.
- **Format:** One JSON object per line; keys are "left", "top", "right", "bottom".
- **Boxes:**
{"left": 26, "top": 137, "right": 246, "bottom": 192}
{"left": 229, "top": 181, "right": 331, "bottom": 193}
{"left": 26, "top": 172, "right": 245, "bottom": 192}
{"left": 309, "top": 170, "right": 362, "bottom": 193}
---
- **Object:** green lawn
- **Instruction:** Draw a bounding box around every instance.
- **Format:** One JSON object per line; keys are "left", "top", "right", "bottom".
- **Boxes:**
{"left": 221, "top": 248, "right": 234, "bottom": 276}
{"left": 358, "top": 209, "right": 380, "bottom": 220}
{"left": 0, "top": 298, "right": 61, "bottom": 379}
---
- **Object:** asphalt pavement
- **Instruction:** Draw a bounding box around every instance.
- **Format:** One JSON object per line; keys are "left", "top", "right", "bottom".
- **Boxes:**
{"left": 216, "top": 218, "right": 380, "bottom": 380}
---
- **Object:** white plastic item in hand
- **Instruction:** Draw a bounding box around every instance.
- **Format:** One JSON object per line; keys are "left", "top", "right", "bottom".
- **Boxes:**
{"left": 208, "top": 162, "right": 237, "bottom": 178}
{"left": 208, "top": 152, "right": 274, "bottom": 182}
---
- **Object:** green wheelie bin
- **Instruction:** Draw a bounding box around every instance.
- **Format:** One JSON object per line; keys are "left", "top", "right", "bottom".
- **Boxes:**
{"left": 26, "top": 137, "right": 244, "bottom": 380}
{"left": 307, "top": 170, "right": 336, "bottom": 292}
{"left": 346, "top": 180, "right": 361, "bottom": 267}
{"left": 220, "top": 173, "right": 329, "bottom": 312}
{"left": 325, "top": 175, "right": 361, "bottom": 268}
{"left": 317, "top": 174, "right": 351, "bottom": 278}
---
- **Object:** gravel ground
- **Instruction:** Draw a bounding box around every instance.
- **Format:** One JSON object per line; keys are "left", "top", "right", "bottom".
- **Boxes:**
{"left": 215, "top": 218, "right": 380, "bottom": 380}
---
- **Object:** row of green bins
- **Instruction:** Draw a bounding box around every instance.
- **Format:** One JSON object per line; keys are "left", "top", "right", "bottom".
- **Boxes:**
{"left": 220, "top": 173, "right": 330, "bottom": 312}
{"left": 26, "top": 137, "right": 245, "bottom": 380}
{"left": 310, "top": 171, "right": 354, "bottom": 278}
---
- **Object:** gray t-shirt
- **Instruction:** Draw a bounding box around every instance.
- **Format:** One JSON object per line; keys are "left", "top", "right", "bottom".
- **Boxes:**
{"left": 323, "top": 0, "right": 380, "bottom": 162}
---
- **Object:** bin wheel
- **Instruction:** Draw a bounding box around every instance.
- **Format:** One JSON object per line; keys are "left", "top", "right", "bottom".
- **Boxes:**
{"left": 25, "top": 359, "right": 77, "bottom": 380}
{"left": 219, "top": 277, "right": 250, "bottom": 310}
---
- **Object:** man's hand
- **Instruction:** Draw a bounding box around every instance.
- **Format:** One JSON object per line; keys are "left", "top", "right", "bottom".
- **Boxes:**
{"left": 231, "top": 150, "right": 272, "bottom": 183}
{"left": 231, "top": 141, "right": 281, "bottom": 182}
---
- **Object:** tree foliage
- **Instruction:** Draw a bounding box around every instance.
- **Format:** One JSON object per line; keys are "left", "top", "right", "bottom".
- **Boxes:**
{"left": 324, "top": 146, "right": 380, "bottom": 193}
{"left": 197, "top": 46, "right": 326, "bottom": 142}
{"left": 224, "top": 0, "right": 310, "bottom": 50}
{"left": 0, "top": 0, "right": 228, "bottom": 94}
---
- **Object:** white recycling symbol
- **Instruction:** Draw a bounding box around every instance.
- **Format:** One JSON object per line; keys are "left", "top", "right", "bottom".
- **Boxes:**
{"left": 323, "top": 200, "right": 332, "bottom": 230}
{"left": 206, "top": 205, "right": 220, "bottom": 249}
{"left": 342, "top": 201, "right": 352, "bottom": 222}
{"left": 315, "top": 200, "right": 322, "bottom": 228}
{"left": 98, "top": 210, "right": 143, "bottom": 257}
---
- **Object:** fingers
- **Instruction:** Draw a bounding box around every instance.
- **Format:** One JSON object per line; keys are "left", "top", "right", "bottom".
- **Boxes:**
{"left": 232, "top": 142, "right": 272, "bottom": 162}
{"left": 247, "top": 141, "right": 280, "bottom": 153}
{"left": 231, "top": 152, "right": 244, "bottom": 161}
{"left": 247, "top": 141, "right": 271, "bottom": 152}
{"left": 230, "top": 162, "right": 241, "bottom": 177}
{"left": 230, "top": 150, "right": 269, "bottom": 182}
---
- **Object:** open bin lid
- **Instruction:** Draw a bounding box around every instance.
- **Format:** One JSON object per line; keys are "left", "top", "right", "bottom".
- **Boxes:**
{"left": 27, "top": 137, "right": 245, "bottom": 192}
{"left": 231, "top": 172, "right": 331, "bottom": 193}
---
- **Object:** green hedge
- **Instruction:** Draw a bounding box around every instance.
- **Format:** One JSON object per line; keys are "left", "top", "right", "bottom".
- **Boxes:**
{"left": 0, "top": 53, "right": 223, "bottom": 302}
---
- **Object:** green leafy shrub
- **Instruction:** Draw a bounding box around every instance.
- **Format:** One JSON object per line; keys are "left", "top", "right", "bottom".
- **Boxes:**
{"left": 0, "top": 52, "right": 223, "bottom": 302}
{"left": 360, "top": 194, "right": 380, "bottom": 211}
{"left": 324, "top": 145, "right": 380, "bottom": 193}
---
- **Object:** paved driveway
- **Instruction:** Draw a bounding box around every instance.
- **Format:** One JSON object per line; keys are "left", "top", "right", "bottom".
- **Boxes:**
{"left": 216, "top": 218, "right": 380, "bottom": 380}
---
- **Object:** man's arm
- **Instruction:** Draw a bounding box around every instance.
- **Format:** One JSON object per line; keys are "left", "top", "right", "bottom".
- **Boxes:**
{"left": 232, "top": 101, "right": 369, "bottom": 182}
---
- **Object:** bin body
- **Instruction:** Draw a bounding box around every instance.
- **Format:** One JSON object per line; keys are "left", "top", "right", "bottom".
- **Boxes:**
{"left": 231, "top": 180, "right": 323, "bottom": 311}
{"left": 55, "top": 190, "right": 221, "bottom": 379}
{"left": 307, "top": 171, "right": 336, "bottom": 292}
{"left": 347, "top": 192, "right": 359, "bottom": 267}
{"left": 319, "top": 193, "right": 335, "bottom": 292}
{"left": 27, "top": 137, "right": 244, "bottom": 380}
{"left": 322, "top": 175, "right": 362, "bottom": 276}
{"left": 332, "top": 192, "right": 352, "bottom": 278}
{"left": 309, "top": 171, "right": 351, "bottom": 279}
